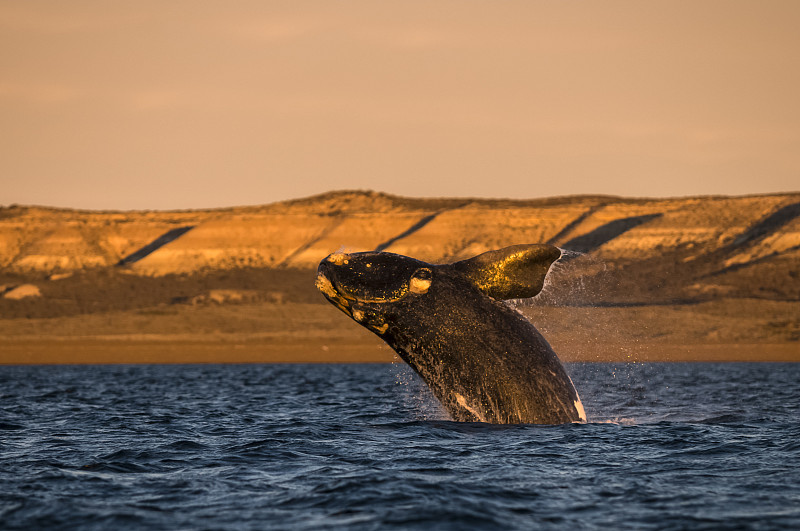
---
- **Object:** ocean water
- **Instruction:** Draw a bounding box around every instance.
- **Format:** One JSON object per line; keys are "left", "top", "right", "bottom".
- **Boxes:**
{"left": 1, "top": 362, "right": 799, "bottom": 530}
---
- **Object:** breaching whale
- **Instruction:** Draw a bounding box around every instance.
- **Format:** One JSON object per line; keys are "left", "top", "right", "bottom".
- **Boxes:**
{"left": 315, "top": 244, "right": 586, "bottom": 424}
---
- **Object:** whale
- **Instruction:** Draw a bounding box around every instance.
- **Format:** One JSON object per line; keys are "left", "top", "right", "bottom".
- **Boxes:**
{"left": 315, "top": 244, "right": 586, "bottom": 424}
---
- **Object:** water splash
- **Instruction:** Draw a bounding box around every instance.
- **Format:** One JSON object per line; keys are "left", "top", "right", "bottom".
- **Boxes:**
{"left": 556, "top": 247, "right": 586, "bottom": 261}
{"left": 507, "top": 252, "right": 657, "bottom": 422}
{"left": 389, "top": 362, "right": 449, "bottom": 421}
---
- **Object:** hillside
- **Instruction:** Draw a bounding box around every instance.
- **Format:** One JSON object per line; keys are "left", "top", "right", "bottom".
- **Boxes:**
{"left": 2, "top": 191, "right": 799, "bottom": 277}
{"left": 1, "top": 191, "right": 798, "bottom": 363}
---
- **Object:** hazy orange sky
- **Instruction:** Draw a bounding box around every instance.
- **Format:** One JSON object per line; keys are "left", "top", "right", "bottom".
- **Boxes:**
{"left": 2, "top": 1, "right": 798, "bottom": 210}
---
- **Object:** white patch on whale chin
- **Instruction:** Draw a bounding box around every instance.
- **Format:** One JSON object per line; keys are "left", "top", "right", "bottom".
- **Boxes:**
{"left": 409, "top": 276, "right": 431, "bottom": 294}
{"left": 455, "top": 393, "right": 486, "bottom": 423}
{"left": 351, "top": 309, "right": 365, "bottom": 322}
{"left": 565, "top": 373, "right": 587, "bottom": 422}
{"left": 574, "top": 397, "right": 587, "bottom": 422}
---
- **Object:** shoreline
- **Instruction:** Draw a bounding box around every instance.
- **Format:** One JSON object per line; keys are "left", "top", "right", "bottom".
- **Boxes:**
{"left": 2, "top": 338, "right": 798, "bottom": 365}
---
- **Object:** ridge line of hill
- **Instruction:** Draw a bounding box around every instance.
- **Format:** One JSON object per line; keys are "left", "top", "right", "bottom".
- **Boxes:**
{"left": 3, "top": 189, "right": 799, "bottom": 215}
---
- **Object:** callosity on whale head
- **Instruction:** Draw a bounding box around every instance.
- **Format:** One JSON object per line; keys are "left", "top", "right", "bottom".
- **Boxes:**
{"left": 316, "top": 244, "right": 586, "bottom": 425}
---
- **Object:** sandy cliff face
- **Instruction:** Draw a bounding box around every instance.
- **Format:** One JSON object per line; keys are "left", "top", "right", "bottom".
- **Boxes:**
{"left": 1, "top": 192, "right": 798, "bottom": 355}
{"left": 2, "top": 192, "right": 798, "bottom": 291}
{"left": 0, "top": 207, "right": 204, "bottom": 273}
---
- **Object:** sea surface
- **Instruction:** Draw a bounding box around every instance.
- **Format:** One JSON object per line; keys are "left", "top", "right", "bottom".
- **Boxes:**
{"left": 1, "top": 362, "right": 799, "bottom": 530}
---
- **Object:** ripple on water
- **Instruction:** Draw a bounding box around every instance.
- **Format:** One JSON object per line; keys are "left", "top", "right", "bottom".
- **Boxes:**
{"left": 0, "top": 363, "right": 799, "bottom": 530}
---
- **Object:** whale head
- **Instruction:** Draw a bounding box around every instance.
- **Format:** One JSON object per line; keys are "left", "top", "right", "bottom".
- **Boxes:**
{"left": 315, "top": 250, "right": 433, "bottom": 335}
{"left": 315, "top": 244, "right": 561, "bottom": 336}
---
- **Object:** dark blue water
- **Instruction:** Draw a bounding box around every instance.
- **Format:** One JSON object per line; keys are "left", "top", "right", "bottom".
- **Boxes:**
{"left": 2, "top": 362, "right": 799, "bottom": 530}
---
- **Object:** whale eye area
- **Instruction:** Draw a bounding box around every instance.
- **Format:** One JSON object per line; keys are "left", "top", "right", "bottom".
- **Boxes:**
{"left": 409, "top": 268, "right": 433, "bottom": 294}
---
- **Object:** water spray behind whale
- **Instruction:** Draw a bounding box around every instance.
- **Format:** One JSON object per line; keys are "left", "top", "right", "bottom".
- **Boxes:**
{"left": 315, "top": 244, "right": 586, "bottom": 424}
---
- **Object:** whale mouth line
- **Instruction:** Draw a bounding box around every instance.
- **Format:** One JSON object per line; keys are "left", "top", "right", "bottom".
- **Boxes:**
{"left": 315, "top": 270, "right": 408, "bottom": 305}
{"left": 315, "top": 271, "right": 390, "bottom": 334}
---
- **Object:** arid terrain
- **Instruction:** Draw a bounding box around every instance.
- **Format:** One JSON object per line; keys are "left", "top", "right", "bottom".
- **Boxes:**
{"left": 1, "top": 191, "right": 798, "bottom": 363}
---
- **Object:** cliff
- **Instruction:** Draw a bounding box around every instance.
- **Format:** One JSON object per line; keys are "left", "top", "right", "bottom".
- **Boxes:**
{"left": 1, "top": 191, "right": 798, "bottom": 362}
{"left": 2, "top": 191, "right": 798, "bottom": 277}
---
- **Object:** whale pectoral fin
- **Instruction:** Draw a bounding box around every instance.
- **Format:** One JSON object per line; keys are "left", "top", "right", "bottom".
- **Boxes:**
{"left": 450, "top": 244, "right": 561, "bottom": 300}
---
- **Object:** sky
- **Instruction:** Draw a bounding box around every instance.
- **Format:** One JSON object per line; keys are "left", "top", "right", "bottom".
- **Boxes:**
{"left": 1, "top": 1, "right": 798, "bottom": 210}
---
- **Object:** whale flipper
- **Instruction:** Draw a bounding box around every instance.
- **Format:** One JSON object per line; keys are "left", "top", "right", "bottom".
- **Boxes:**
{"left": 449, "top": 244, "right": 561, "bottom": 300}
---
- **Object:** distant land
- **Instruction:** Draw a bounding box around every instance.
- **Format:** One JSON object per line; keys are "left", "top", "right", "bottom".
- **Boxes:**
{"left": 1, "top": 190, "right": 798, "bottom": 364}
